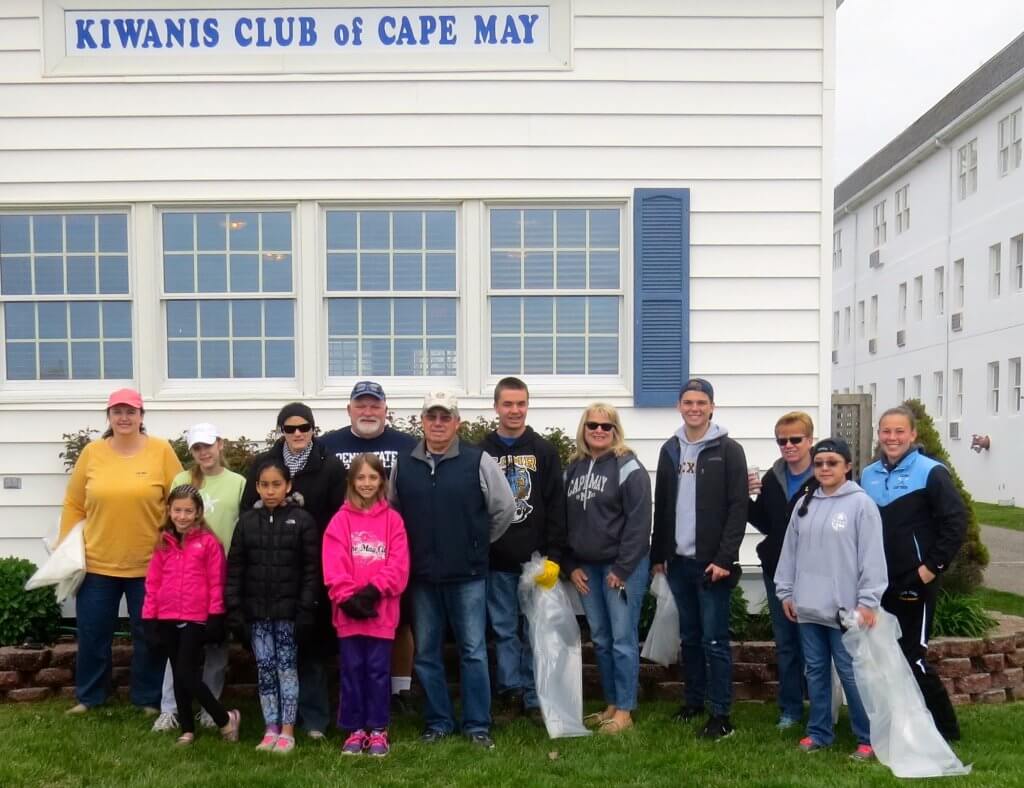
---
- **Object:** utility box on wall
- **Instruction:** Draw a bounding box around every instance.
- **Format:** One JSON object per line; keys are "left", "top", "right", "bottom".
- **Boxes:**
{"left": 831, "top": 393, "right": 874, "bottom": 479}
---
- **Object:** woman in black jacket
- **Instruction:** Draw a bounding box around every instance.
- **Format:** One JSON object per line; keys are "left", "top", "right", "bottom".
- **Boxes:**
{"left": 227, "top": 458, "right": 320, "bottom": 753}
{"left": 241, "top": 402, "right": 346, "bottom": 738}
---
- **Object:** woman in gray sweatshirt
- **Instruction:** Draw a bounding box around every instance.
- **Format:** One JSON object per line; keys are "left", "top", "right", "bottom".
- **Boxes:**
{"left": 774, "top": 438, "right": 887, "bottom": 760}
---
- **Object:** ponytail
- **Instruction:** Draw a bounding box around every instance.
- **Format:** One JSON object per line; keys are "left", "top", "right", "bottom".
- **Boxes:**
{"left": 796, "top": 477, "right": 821, "bottom": 518}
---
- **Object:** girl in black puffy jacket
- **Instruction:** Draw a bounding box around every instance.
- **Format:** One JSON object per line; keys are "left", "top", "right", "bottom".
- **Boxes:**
{"left": 226, "top": 458, "right": 320, "bottom": 755}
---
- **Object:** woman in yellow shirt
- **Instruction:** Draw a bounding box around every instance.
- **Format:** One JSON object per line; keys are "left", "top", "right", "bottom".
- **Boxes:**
{"left": 60, "top": 388, "right": 183, "bottom": 714}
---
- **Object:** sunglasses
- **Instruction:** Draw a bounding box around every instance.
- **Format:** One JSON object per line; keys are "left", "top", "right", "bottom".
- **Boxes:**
{"left": 585, "top": 421, "right": 615, "bottom": 432}
{"left": 776, "top": 436, "right": 806, "bottom": 446}
{"left": 281, "top": 423, "right": 313, "bottom": 434}
{"left": 813, "top": 459, "right": 843, "bottom": 468}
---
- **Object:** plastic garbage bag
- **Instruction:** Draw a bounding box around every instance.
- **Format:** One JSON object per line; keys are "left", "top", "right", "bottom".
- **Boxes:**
{"left": 841, "top": 609, "right": 971, "bottom": 778}
{"left": 831, "top": 662, "right": 844, "bottom": 725}
{"left": 640, "top": 572, "right": 679, "bottom": 667}
{"left": 518, "top": 553, "right": 591, "bottom": 739}
{"left": 25, "top": 520, "right": 86, "bottom": 603}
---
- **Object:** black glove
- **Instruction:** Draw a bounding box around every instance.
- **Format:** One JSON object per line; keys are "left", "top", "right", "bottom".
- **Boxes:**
{"left": 295, "top": 608, "right": 315, "bottom": 643}
{"left": 354, "top": 584, "right": 382, "bottom": 607}
{"left": 228, "top": 611, "right": 250, "bottom": 646}
{"left": 205, "top": 614, "right": 226, "bottom": 645}
{"left": 340, "top": 596, "right": 372, "bottom": 620}
{"left": 142, "top": 620, "right": 164, "bottom": 652}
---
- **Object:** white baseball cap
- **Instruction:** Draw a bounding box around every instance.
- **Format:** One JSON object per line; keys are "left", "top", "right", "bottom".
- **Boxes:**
{"left": 421, "top": 390, "right": 460, "bottom": 417}
{"left": 186, "top": 422, "right": 221, "bottom": 448}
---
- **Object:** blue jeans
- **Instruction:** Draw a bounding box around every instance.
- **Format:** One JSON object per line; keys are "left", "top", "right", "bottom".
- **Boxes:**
{"left": 799, "top": 623, "right": 870, "bottom": 746}
{"left": 763, "top": 573, "right": 805, "bottom": 721}
{"left": 486, "top": 570, "right": 537, "bottom": 709}
{"left": 75, "top": 573, "right": 162, "bottom": 708}
{"left": 666, "top": 556, "right": 732, "bottom": 717}
{"left": 412, "top": 578, "right": 491, "bottom": 735}
{"left": 576, "top": 557, "right": 649, "bottom": 711}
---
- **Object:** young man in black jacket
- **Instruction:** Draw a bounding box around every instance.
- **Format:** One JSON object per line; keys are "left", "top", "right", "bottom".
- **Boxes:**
{"left": 747, "top": 411, "right": 815, "bottom": 730}
{"left": 478, "top": 377, "right": 566, "bottom": 721}
{"left": 651, "top": 378, "right": 748, "bottom": 741}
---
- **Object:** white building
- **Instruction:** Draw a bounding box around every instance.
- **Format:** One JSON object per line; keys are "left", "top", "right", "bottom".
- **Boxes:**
{"left": 1, "top": 0, "right": 835, "bottom": 586}
{"left": 833, "top": 33, "right": 1024, "bottom": 505}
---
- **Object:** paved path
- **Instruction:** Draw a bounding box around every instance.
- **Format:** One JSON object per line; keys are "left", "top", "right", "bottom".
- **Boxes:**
{"left": 981, "top": 525, "right": 1024, "bottom": 595}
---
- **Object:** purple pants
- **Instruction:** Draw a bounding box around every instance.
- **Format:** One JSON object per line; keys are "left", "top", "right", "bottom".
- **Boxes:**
{"left": 337, "top": 636, "right": 393, "bottom": 731}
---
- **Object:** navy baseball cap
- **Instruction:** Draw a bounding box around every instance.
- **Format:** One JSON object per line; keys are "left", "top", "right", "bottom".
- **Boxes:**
{"left": 350, "top": 381, "right": 386, "bottom": 401}
{"left": 679, "top": 377, "right": 714, "bottom": 402}
{"left": 811, "top": 437, "right": 852, "bottom": 462}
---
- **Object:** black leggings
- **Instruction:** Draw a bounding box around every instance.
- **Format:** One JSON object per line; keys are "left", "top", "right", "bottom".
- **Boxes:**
{"left": 158, "top": 622, "right": 229, "bottom": 734}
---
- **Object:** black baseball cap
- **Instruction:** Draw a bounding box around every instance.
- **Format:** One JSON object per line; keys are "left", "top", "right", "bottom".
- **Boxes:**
{"left": 350, "top": 381, "right": 386, "bottom": 401}
{"left": 811, "top": 437, "right": 852, "bottom": 463}
{"left": 679, "top": 377, "right": 714, "bottom": 402}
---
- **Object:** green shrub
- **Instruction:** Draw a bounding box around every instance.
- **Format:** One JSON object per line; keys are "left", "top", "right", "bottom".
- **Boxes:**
{"left": 931, "top": 590, "right": 997, "bottom": 638}
{"left": 729, "top": 585, "right": 750, "bottom": 640}
{"left": 745, "top": 601, "right": 776, "bottom": 642}
{"left": 0, "top": 557, "right": 62, "bottom": 646}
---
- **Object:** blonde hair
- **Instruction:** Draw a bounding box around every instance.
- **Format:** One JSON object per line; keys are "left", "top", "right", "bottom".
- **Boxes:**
{"left": 572, "top": 402, "right": 633, "bottom": 461}
{"left": 775, "top": 411, "right": 814, "bottom": 437}
{"left": 345, "top": 453, "right": 389, "bottom": 508}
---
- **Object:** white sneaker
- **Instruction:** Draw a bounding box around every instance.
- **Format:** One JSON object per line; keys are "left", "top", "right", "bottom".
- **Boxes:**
{"left": 151, "top": 712, "right": 179, "bottom": 732}
{"left": 197, "top": 710, "right": 217, "bottom": 729}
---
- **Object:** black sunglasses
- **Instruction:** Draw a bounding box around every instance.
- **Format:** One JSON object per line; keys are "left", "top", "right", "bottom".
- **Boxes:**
{"left": 585, "top": 421, "right": 615, "bottom": 432}
{"left": 813, "top": 459, "right": 842, "bottom": 468}
{"left": 776, "top": 436, "right": 806, "bottom": 446}
{"left": 281, "top": 423, "right": 313, "bottom": 434}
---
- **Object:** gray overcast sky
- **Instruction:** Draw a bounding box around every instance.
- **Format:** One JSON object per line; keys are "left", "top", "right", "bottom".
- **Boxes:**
{"left": 836, "top": 0, "right": 1024, "bottom": 181}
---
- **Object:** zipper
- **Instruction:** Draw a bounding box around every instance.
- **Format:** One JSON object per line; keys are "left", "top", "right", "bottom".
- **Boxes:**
{"left": 583, "top": 458, "right": 595, "bottom": 511}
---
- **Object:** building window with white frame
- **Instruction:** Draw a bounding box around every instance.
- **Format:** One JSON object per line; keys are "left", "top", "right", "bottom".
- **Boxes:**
{"left": 953, "top": 258, "right": 965, "bottom": 308}
{"left": 162, "top": 210, "right": 295, "bottom": 380}
{"left": 843, "top": 306, "right": 851, "bottom": 343}
{"left": 934, "top": 265, "right": 945, "bottom": 315}
{"left": 894, "top": 185, "right": 910, "bottom": 234}
{"left": 912, "top": 374, "right": 921, "bottom": 400}
{"left": 869, "top": 382, "right": 877, "bottom": 417}
{"left": 857, "top": 299, "right": 865, "bottom": 337}
{"left": 1, "top": 212, "right": 132, "bottom": 382}
{"left": 896, "top": 377, "right": 905, "bottom": 403}
{"left": 988, "top": 361, "right": 1000, "bottom": 414}
{"left": 990, "top": 243, "right": 1002, "bottom": 298}
{"left": 869, "top": 294, "right": 878, "bottom": 337}
{"left": 913, "top": 275, "right": 923, "bottom": 321}
{"left": 997, "top": 108, "right": 1022, "bottom": 176}
{"left": 953, "top": 367, "right": 964, "bottom": 418}
{"left": 872, "top": 200, "right": 887, "bottom": 247}
{"left": 488, "top": 207, "right": 622, "bottom": 376}
{"left": 897, "top": 281, "right": 907, "bottom": 325}
{"left": 324, "top": 208, "right": 457, "bottom": 378}
{"left": 957, "top": 138, "right": 978, "bottom": 199}
{"left": 832, "top": 310, "right": 840, "bottom": 349}
{"left": 833, "top": 229, "right": 842, "bottom": 270}
{"left": 1012, "top": 234, "right": 1023, "bottom": 291}
{"left": 934, "top": 370, "right": 944, "bottom": 419}
{"left": 1010, "top": 357, "right": 1022, "bottom": 414}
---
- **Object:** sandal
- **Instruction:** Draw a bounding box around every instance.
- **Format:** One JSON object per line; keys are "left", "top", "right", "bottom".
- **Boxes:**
{"left": 597, "top": 717, "right": 634, "bottom": 735}
{"left": 175, "top": 733, "right": 195, "bottom": 747}
{"left": 583, "top": 711, "right": 613, "bottom": 729}
{"left": 221, "top": 709, "right": 241, "bottom": 743}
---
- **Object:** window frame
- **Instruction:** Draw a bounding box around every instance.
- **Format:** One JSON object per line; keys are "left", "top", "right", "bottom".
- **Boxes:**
{"left": 957, "top": 139, "right": 978, "bottom": 199}
{"left": 990, "top": 243, "right": 1002, "bottom": 299}
{"left": 913, "top": 275, "right": 923, "bottom": 321}
{"left": 894, "top": 185, "right": 909, "bottom": 234}
{"left": 1012, "top": 234, "right": 1023, "bottom": 291}
{"left": 0, "top": 207, "right": 136, "bottom": 396}
{"left": 953, "top": 367, "right": 964, "bottom": 418}
{"left": 1010, "top": 357, "right": 1022, "bottom": 415}
{"left": 833, "top": 229, "right": 842, "bottom": 270}
{"left": 997, "top": 108, "right": 1022, "bottom": 177}
{"left": 872, "top": 200, "right": 887, "bottom": 247}
{"left": 988, "top": 361, "right": 1000, "bottom": 415}
{"left": 934, "top": 265, "right": 945, "bottom": 315}
{"left": 897, "top": 281, "right": 907, "bottom": 326}
{"left": 934, "top": 370, "right": 944, "bottom": 420}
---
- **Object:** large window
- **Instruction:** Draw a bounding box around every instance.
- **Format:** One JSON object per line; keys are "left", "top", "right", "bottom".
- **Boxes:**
{"left": 934, "top": 265, "right": 945, "bottom": 315}
{"left": 1, "top": 212, "right": 132, "bottom": 381}
{"left": 833, "top": 229, "right": 842, "bottom": 270}
{"left": 488, "top": 207, "right": 622, "bottom": 376}
{"left": 934, "top": 370, "right": 944, "bottom": 419}
{"left": 162, "top": 211, "right": 294, "bottom": 379}
{"left": 998, "top": 108, "right": 1022, "bottom": 176}
{"left": 990, "top": 243, "right": 1002, "bottom": 298}
{"left": 894, "top": 185, "right": 909, "bottom": 234}
{"left": 957, "top": 139, "right": 977, "bottom": 199}
{"left": 325, "top": 208, "right": 457, "bottom": 378}
{"left": 1010, "top": 357, "right": 1022, "bottom": 415}
{"left": 1012, "top": 234, "right": 1023, "bottom": 291}
{"left": 872, "top": 200, "right": 886, "bottom": 247}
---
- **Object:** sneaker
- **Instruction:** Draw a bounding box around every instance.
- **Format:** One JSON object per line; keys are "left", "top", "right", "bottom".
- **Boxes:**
{"left": 367, "top": 729, "right": 390, "bottom": 757}
{"left": 672, "top": 705, "right": 705, "bottom": 723}
{"left": 698, "top": 715, "right": 735, "bottom": 741}
{"left": 198, "top": 710, "right": 217, "bottom": 729}
{"left": 495, "top": 689, "right": 524, "bottom": 720}
{"left": 850, "top": 744, "right": 875, "bottom": 762}
{"left": 799, "top": 736, "right": 826, "bottom": 752}
{"left": 342, "top": 729, "right": 368, "bottom": 756}
{"left": 151, "top": 712, "right": 179, "bottom": 732}
{"left": 256, "top": 731, "right": 280, "bottom": 752}
{"left": 174, "top": 732, "right": 194, "bottom": 747}
{"left": 390, "top": 690, "right": 415, "bottom": 715}
{"left": 66, "top": 703, "right": 90, "bottom": 716}
{"left": 419, "top": 728, "right": 450, "bottom": 744}
{"left": 307, "top": 729, "right": 326, "bottom": 741}
{"left": 221, "top": 710, "right": 241, "bottom": 743}
{"left": 140, "top": 706, "right": 160, "bottom": 717}
{"left": 272, "top": 734, "right": 296, "bottom": 755}
{"left": 467, "top": 732, "right": 495, "bottom": 750}
{"left": 776, "top": 716, "right": 800, "bottom": 731}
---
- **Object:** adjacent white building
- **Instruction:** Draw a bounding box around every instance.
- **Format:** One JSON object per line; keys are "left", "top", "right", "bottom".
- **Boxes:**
{"left": 1, "top": 0, "right": 835, "bottom": 583}
{"left": 833, "top": 32, "right": 1024, "bottom": 505}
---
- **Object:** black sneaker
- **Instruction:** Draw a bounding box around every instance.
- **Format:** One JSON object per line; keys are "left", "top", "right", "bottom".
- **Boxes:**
{"left": 494, "top": 689, "right": 525, "bottom": 721}
{"left": 698, "top": 715, "right": 735, "bottom": 741}
{"left": 467, "top": 732, "right": 496, "bottom": 750}
{"left": 391, "top": 690, "right": 415, "bottom": 715}
{"left": 672, "top": 705, "right": 705, "bottom": 723}
{"left": 419, "top": 728, "right": 450, "bottom": 744}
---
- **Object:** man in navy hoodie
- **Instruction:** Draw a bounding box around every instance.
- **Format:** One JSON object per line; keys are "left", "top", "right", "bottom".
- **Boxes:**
{"left": 478, "top": 377, "right": 566, "bottom": 721}
{"left": 651, "top": 378, "right": 749, "bottom": 741}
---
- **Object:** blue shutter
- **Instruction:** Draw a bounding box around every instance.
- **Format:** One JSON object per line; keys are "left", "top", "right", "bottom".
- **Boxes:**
{"left": 633, "top": 188, "right": 690, "bottom": 407}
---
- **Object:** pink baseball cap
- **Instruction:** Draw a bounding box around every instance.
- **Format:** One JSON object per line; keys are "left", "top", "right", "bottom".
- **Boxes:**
{"left": 106, "top": 388, "right": 143, "bottom": 409}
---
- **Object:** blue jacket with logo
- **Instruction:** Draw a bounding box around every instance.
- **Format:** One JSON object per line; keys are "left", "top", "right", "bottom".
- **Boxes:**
{"left": 860, "top": 448, "right": 967, "bottom": 582}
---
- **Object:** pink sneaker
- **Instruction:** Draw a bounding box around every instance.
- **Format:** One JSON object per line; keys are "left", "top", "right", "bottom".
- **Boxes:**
{"left": 850, "top": 744, "right": 875, "bottom": 762}
{"left": 255, "top": 731, "right": 279, "bottom": 752}
{"left": 367, "top": 729, "right": 390, "bottom": 757}
{"left": 342, "top": 729, "right": 368, "bottom": 755}
{"left": 272, "top": 734, "right": 296, "bottom": 755}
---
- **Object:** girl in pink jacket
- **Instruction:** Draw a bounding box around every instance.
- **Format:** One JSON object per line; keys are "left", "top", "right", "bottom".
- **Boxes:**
{"left": 322, "top": 454, "right": 409, "bottom": 757}
{"left": 142, "top": 485, "right": 240, "bottom": 747}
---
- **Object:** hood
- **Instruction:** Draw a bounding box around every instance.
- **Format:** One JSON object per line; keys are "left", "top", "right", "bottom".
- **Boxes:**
{"left": 160, "top": 526, "right": 203, "bottom": 547}
{"left": 341, "top": 498, "right": 390, "bottom": 517}
{"left": 674, "top": 421, "right": 726, "bottom": 447}
{"left": 810, "top": 480, "right": 861, "bottom": 500}
{"left": 483, "top": 426, "right": 537, "bottom": 451}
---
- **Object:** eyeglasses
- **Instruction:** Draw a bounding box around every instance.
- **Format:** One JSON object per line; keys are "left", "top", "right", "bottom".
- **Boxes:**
{"left": 813, "top": 459, "right": 842, "bottom": 468}
{"left": 281, "top": 423, "right": 313, "bottom": 434}
{"left": 423, "top": 411, "right": 454, "bottom": 423}
{"left": 776, "top": 436, "right": 806, "bottom": 446}
{"left": 585, "top": 421, "right": 615, "bottom": 432}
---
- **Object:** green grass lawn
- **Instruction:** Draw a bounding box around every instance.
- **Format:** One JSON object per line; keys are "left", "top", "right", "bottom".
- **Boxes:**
{"left": 0, "top": 699, "right": 1017, "bottom": 788}
{"left": 977, "top": 587, "right": 1024, "bottom": 618}
{"left": 974, "top": 501, "right": 1024, "bottom": 532}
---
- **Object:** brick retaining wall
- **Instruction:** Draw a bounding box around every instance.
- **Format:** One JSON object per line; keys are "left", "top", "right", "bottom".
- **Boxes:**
{"left": 3, "top": 614, "right": 1022, "bottom": 706}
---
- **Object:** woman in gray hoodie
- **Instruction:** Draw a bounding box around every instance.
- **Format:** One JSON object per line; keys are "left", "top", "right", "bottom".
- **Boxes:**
{"left": 774, "top": 438, "right": 887, "bottom": 760}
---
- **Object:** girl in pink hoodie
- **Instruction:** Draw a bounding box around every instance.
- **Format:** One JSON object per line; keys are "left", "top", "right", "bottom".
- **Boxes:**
{"left": 142, "top": 485, "right": 240, "bottom": 747}
{"left": 322, "top": 453, "right": 409, "bottom": 757}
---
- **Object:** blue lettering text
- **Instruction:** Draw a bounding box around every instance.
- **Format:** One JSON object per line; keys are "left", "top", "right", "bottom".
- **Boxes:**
{"left": 75, "top": 19, "right": 97, "bottom": 49}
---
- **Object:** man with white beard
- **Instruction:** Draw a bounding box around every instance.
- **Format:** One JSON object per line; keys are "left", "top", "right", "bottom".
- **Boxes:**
{"left": 321, "top": 381, "right": 418, "bottom": 713}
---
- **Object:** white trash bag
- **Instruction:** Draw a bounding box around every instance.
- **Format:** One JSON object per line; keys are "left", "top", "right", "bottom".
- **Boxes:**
{"left": 640, "top": 572, "right": 679, "bottom": 667}
{"left": 841, "top": 609, "right": 971, "bottom": 778}
{"left": 25, "top": 520, "right": 86, "bottom": 603}
{"left": 518, "top": 553, "right": 591, "bottom": 739}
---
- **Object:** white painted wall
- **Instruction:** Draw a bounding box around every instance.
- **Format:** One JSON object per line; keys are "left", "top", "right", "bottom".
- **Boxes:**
{"left": 833, "top": 80, "right": 1024, "bottom": 505}
{"left": 0, "top": 0, "right": 834, "bottom": 588}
